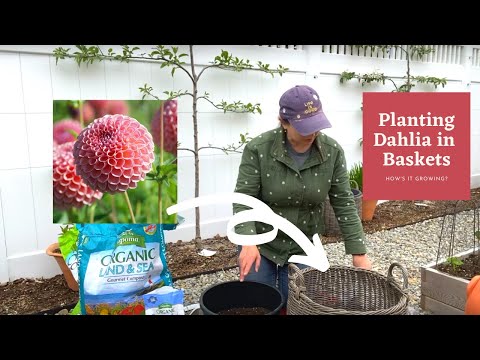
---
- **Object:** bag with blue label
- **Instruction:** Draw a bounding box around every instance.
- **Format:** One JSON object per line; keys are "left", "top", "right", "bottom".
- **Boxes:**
{"left": 143, "top": 286, "right": 185, "bottom": 315}
{"left": 77, "top": 223, "right": 175, "bottom": 315}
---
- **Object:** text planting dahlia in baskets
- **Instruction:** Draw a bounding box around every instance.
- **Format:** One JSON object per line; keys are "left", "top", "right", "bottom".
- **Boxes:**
{"left": 53, "top": 142, "right": 103, "bottom": 209}
{"left": 151, "top": 100, "right": 177, "bottom": 155}
{"left": 73, "top": 114, "right": 155, "bottom": 193}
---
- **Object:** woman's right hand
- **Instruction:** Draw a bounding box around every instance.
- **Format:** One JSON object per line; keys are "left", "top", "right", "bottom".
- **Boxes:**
{"left": 238, "top": 245, "right": 261, "bottom": 282}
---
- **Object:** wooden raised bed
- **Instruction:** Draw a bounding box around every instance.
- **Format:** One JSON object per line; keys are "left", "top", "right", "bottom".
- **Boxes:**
{"left": 420, "top": 248, "right": 478, "bottom": 315}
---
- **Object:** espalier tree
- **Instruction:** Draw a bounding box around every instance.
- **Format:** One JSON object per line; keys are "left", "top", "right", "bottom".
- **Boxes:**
{"left": 339, "top": 45, "right": 448, "bottom": 146}
{"left": 54, "top": 45, "right": 288, "bottom": 242}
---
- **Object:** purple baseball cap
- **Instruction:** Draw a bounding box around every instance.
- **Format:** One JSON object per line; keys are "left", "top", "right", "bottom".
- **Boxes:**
{"left": 279, "top": 85, "right": 332, "bottom": 136}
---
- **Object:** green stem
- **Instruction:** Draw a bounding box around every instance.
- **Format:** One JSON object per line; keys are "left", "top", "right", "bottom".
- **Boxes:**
{"left": 123, "top": 191, "right": 136, "bottom": 223}
{"left": 79, "top": 100, "right": 84, "bottom": 128}
{"left": 158, "top": 102, "right": 164, "bottom": 224}
{"left": 158, "top": 192, "right": 164, "bottom": 227}
{"left": 66, "top": 209, "right": 72, "bottom": 224}
{"left": 89, "top": 204, "right": 96, "bottom": 223}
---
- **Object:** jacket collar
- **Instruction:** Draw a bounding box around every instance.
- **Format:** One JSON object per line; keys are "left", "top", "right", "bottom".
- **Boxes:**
{"left": 270, "top": 128, "right": 327, "bottom": 170}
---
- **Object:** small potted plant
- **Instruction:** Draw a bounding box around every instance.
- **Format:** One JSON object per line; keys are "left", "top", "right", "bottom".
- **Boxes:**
{"left": 348, "top": 162, "right": 378, "bottom": 221}
{"left": 46, "top": 225, "right": 79, "bottom": 291}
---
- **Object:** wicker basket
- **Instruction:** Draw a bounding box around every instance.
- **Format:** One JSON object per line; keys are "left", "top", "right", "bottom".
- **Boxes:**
{"left": 323, "top": 180, "right": 362, "bottom": 236}
{"left": 287, "top": 263, "right": 409, "bottom": 315}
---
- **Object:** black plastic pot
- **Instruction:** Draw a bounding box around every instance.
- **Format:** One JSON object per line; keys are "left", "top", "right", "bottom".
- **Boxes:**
{"left": 200, "top": 281, "right": 283, "bottom": 315}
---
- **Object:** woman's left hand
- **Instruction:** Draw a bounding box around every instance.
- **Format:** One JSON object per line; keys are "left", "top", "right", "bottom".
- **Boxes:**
{"left": 352, "top": 254, "right": 372, "bottom": 270}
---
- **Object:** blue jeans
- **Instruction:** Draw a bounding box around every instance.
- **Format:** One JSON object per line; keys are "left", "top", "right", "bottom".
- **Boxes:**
{"left": 242, "top": 254, "right": 308, "bottom": 308}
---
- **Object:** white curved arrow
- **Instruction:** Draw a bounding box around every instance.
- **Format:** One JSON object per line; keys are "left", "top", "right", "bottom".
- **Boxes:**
{"left": 166, "top": 192, "right": 329, "bottom": 272}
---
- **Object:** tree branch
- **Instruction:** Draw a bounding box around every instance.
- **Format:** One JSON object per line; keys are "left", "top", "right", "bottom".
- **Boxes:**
{"left": 198, "top": 145, "right": 244, "bottom": 153}
{"left": 199, "top": 96, "right": 224, "bottom": 110}
{"left": 178, "top": 147, "right": 197, "bottom": 155}
{"left": 386, "top": 77, "right": 399, "bottom": 91}
{"left": 196, "top": 64, "right": 221, "bottom": 80}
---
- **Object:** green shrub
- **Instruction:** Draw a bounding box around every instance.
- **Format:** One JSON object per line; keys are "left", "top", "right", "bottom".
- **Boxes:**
{"left": 348, "top": 162, "right": 363, "bottom": 192}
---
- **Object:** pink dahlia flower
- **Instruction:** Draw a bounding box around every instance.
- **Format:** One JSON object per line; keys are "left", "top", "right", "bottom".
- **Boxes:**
{"left": 69, "top": 102, "right": 96, "bottom": 124}
{"left": 73, "top": 114, "right": 155, "bottom": 193}
{"left": 53, "top": 119, "right": 83, "bottom": 145}
{"left": 88, "top": 100, "right": 129, "bottom": 120}
{"left": 53, "top": 142, "right": 103, "bottom": 210}
{"left": 88, "top": 100, "right": 109, "bottom": 115}
{"left": 104, "top": 100, "right": 129, "bottom": 116}
{"left": 151, "top": 100, "right": 177, "bottom": 155}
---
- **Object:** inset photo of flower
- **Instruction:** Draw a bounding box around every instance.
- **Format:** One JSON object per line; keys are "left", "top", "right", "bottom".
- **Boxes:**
{"left": 53, "top": 100, "right": 178, "bottom": 224}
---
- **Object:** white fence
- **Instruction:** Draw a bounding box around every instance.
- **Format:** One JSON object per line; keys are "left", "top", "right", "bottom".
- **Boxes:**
{"left": 0, "top": 45, "right": 479, "bottom": 282}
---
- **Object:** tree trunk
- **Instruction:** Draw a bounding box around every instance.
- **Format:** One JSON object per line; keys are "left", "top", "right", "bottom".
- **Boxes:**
{"left": 189, "top": 45, "right": 201, "bottom": 242}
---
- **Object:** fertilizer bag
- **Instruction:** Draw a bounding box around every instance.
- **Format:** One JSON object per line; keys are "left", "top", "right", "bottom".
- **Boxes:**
{"left": 77, "top": 224, "right": 172, "bottom": 315}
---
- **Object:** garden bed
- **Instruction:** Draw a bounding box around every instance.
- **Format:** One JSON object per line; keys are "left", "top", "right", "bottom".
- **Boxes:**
{"left": 420, "top": 248, "right": 479, "bottom": 314}
{"left": 1, "top": 188, "right": 479, "bottom": 315}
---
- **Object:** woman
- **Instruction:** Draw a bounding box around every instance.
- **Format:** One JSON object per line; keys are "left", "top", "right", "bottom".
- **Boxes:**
{"left": 233, "top": 85, "right": 372, "bottom": 308}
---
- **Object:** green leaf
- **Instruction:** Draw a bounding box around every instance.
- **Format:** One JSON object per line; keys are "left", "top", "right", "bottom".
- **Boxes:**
{"left": 58, "top": 225, "right": 79, "bottom": 260}
{"left": 69, "top": 301, "right": 82, "bottom": 315}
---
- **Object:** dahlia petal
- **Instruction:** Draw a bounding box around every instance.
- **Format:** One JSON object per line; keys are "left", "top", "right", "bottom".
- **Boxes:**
{"left": 67, "top": 188, "right": 80, "bottom": 198}
{"left": 89, "top": 169, "right": 103, "bottom": 179}
{"left": 119, "top": 177, "right": 130, "bottom": 186}
{"left": 59, "top": 179, "right": 71, "bottom": 187}
{"left": 100, "top": 164, "right": 113, "bottom": 175}
{"left": 122, "top": 168, "right": 133, "bottom": 178}
{"left": 129, "top": 174, "right": 142, "bottom": 182}
{"left": 109, "top": 168, "right": 122, "bottom": 177}
{"left": 116, "top": 183, "right": 130, "bottom": 192}
{"left": 114, "top": 159, "right": 125, "bottom": 168}
{"left": 69, "top": 182, "right": 80, "bottom": 191}
{"left": 93, "top": 161, "right": 106, "bottom": 171}
{"left": 108, "top": 174, "right": 121, "bottom": 185}
{"left": 97, "top": 173, "right": 109, "bottom": 184}
{"left": 63, "top": 172, "right": 74, "bottom": 182}
{"left": 72, "top": 176, "right": 83, "bottom": 185}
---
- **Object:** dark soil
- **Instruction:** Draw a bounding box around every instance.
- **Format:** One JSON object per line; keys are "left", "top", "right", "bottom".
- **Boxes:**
{"left": 1, "top": 188, "right": 479, "bottom": 314}
{"left": 217, "top": 307, "right": 271, "bottom": 315}
{"left": 436, "top": 253, "right": 480, "bottom": 281}
{"left": 323, "top": 188, "right": 480, "bottom": 244}
{"left": 166, "top": 234, "right": 238, "bottom": 280}
{"left": 0, "top": 275, "right": 78, "bottom": 315}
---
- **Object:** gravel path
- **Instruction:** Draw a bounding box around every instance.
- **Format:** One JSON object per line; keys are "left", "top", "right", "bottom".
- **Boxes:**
{"left": 174, "top": 209, "right": 478, "bottom": 315}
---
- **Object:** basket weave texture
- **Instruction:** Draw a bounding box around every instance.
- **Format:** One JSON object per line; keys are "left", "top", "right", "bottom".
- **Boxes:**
{"left": 323, "top": 181, "right": 362, "bottom": 236}
{"left": 287, "top": 263, "right": 409, "bottom": 315}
